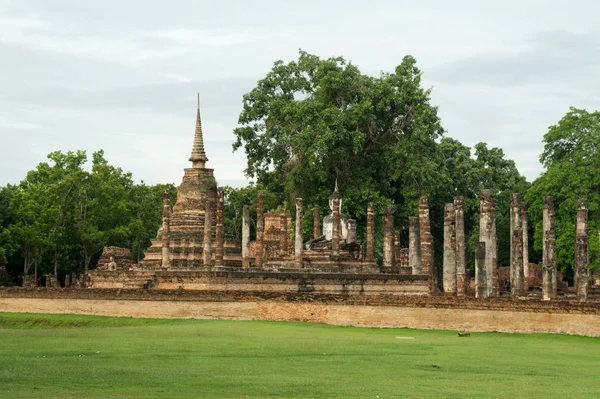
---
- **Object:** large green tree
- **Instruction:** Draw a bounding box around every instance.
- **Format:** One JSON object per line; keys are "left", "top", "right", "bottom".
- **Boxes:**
{"left": 526, "top": 107, "right": 600, "bottom": 280}
{"left": 233, "top": 51, "right": 443, "bottom": 251}
{"left": 233, "top": 51, "right": 528, "bottom": 268}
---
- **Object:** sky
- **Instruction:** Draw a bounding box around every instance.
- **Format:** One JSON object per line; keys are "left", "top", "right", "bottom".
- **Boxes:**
{"left": 1, "top": 0, "right": 599, "bottom": 188}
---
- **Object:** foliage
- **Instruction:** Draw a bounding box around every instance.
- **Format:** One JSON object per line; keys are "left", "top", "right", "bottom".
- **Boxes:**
{"left": 233, "top": 50, "right": 528, "bottom": 269}
{"left": 526, "top": 107, "right": 600, "bottom": 279}
{"left": 233, "top": 51, "right": 443, "bottom": 241}
{"left": 1, "top": 314, "right": 599, "bottom": 398}
{"left": 0, "top": 150, "right": 174, "bottom": 283}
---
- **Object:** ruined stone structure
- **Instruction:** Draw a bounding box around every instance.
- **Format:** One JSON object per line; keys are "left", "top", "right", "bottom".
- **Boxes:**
{"left": 242, "top": 205, "right": 250, "bottom": 268}
{"left": 575, "top": 199, "right": 589, "bottom": 301}
{"left": 161, "top": 190, "right": 171, "bottom": 268}
{"left": 443, "top": 203, "right": 457, "bottom": 295}
{"left": 510, "top": 194, "right": 525, "bottom": 297}
{"left": 139, "top": 96, "right": 218, "bottom": 269}
{"left": 454, "top": 198, "right": 467, "bottom": 297}
{"left": 478, "top": 190, "right": 497, "bottom": 298}
{"left": 521, "top": 205, "right": 529, "bottom": 293}
{"left": 96, "top": 247, "right": 135, "bottom": 271}
{"left": 419, "top": 196, "right": 436, "bottom": 293}
{"left": 294, "top": 198, "right": 304, "bottom": 268}
{"left": 83, "top": 96, "right": 598, "bottom": 304}
{"left": 215, "top": 188, "right": 225, "bottom": 266}
{"left": 408, "top": 217, "right": 422, "bottom": 275}
{"left": 542, "top": 196, "right": 557, "bottom": 300}
{"left": 366, "top": 203, "right": 375, "bottom": 260}
{"left": 383, "top": 206, "right": 394, "bottom": 268}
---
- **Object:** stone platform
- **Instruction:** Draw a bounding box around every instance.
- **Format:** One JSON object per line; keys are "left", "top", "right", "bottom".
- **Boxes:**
{"left": 88, "top": 268, "right": 429, "bottom": 295}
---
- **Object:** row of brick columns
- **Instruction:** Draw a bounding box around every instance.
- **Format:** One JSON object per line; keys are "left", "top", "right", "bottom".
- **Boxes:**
{"left": 158, "top": 186, "right": 590, "bottom": 301}
{"left": 463, "top": 192, "right": 587, "bottom": 301}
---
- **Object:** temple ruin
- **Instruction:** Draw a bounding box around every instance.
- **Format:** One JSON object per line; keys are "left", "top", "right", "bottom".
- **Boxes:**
{"left": 82, "top": 97, "right": 597, "bottom": 303}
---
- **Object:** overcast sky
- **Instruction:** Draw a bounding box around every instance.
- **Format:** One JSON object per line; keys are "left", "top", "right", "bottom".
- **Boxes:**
{"left": 1, "top": 0, "right": 599, "bottom": 188}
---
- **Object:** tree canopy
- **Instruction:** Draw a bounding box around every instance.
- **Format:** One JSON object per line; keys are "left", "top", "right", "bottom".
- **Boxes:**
{"left": 526, "top": 107, "right": 600, "bottom": 279}
{"left": 233, "top": 50, "right": 528, "bottom": 268}
{"left": 0, "top": 150, "right": 175, "bottom": 284}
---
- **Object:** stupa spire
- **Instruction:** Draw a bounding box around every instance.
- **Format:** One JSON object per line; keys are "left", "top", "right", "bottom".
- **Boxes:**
{"left": 189, "top": 93, "right": 208, "bottom": 168}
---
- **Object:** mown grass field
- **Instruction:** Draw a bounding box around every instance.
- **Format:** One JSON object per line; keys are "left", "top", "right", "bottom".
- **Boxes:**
{"left": 0, "top": 312, "right": 598, "bottom": 398}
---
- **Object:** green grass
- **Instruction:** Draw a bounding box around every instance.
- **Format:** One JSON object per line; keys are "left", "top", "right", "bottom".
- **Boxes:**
{"left": 0, "top": 313, "right": 598, "bottom": 398}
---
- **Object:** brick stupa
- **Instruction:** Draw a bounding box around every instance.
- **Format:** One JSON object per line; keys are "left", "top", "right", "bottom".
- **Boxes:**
{"left": 139, "top": 95, "right": 217, "bottom": 269}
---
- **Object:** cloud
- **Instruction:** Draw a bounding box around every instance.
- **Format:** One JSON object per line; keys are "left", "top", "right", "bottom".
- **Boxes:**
{"left": 429, "top": 30, "right": 600, "bottom": 88}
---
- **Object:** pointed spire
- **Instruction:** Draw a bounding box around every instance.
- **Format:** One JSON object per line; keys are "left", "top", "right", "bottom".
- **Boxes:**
{"left": 334, "top": 178, "right": 338, "bottom": 193}
{"left": 189, "top": 93, "right": 208, "bottom": 167}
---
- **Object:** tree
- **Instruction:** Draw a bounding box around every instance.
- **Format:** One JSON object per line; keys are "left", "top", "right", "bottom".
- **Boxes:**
{"left": 1, "top": 150, "right": 176, "bottom": 283}
{"left": 233, "top": 50, "right": 444, "bottom": 249}
{"left": 526, "top": 108, "right": 600, "bottom": 280}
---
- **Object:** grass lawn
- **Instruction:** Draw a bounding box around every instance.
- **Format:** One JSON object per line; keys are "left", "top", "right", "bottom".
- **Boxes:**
{"left": 0, "top": 313, "right": 599, "bottom": 398}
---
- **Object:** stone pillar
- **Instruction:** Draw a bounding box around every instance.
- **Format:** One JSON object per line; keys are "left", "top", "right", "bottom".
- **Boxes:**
{"left": 394, "top": 229, "right": 401, "bottom": 266}
{"left": 242, "top": 205, "right": 250, "bottom": 268}
{"left": 331, "top": 197, "right": 340, "bottom": 258}
{"left": 454, "top": 197, "right": 466, "bottom": 297}
{"left": 214, "top": 188, "right": 224, "bottom": 266}
{"left": 542, "top": 196, "right": 556, "bottom": 301}
{"left": 521, "top": 204, "right": 529, "bottom": 293}
{"left": 509, "top": 194, "right": 523, "bottom": 296}
{"left": 408, "top": 217, "right": 422, "bottom": 275}
{"left": 294, "top": 198, "right": 304, "bottom": 268}
{"left": 443, "top": 203, "right": 457, "bottom": 296}
{"left": 575, "top": 199, "right": 589, "bottom": 301}
{"left": 479, "top": 190, "right": 496, "bottom": 297}
{"left": 203, "top": 207, "right": 212, "bottom": 266}
{"left": 511, "top": 227, "right": 524, "bottom": 297}
{"left": 366, "top": 203, "right": 375, "bottom": 260}
{"left": 313, "top": 205, "right": 321, "bottom": 239}
{"left": 475, "top": 241, "right": 487, "bottom": 298}
{"left": 280, "top": 206, "right": 288, "bottom": 257}
{"left": 161, "top": 189, "right": 171, "bottom": 269}
{"left": 255, "top": 193, "right": 265, "bottom": 267}
{"left": 383, "top": 205, "right": 394, "bottom": 268}
{"left": 419, "top": 196, "right": 436, "bottom": 292}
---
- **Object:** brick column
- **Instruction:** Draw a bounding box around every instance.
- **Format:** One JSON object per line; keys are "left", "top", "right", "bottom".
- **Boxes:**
{"left": 280, "top": 206, "right": 288, "bottom": 257}
{"left": 575, "top": 199, "right": 589, "bottom": 301}
{"left": 419, "top": 196, "right": 436, "bottom": 293}
{"left": 161, "top": 189, "right": 171, "bottom": 269}
{"left": 510, "top": 193, "right": 523, "bottom": 296}
{"left": 511, "top": 227, "right": 524, "bottom": 297}
{"left": 242, "top": 205, "right": 250, "bottom": 268}
{"left": 331, "top": 197, "right": 340, "bottom": 258}
{"left": 490, "top": 201, "right": 499, "bottom": 296}
{"left": 479, "top": 190, "right": 496, "bottom": 298}
{"left": 313, "top": 205, "right": 321, "bottom": 239}
{"left": 408, "top": 217, "right": 422, "bottom": 275}
{"left": 475, "top": 241, "right": 487, "bottom": 298}
{"left": 521, "top": 204, "right": 529, "bottom": 293}
{"left": 256, "top": 193, "right": 264, "bottom": 268}
{"left": 454, "top": 197, "right": 466, "bottom": 297}
{"left": 443, "top": 203, "right": 457, "bottom": 296}
{"left": 295, "top": 198, "right": 304, "bottom": 268}
{"left": 394, "top": 229, "right": 401, "bottom": 266}
{"left": 542, "top": 196, "right": 556, "bottom": 301}
{"left": 366, "top": 203, "right": 374, "bottom": 260}
{"left": 203, "top": 207, "right": 212, "bottom": 266}
{"left": 215, "top": 188, "right": 224, "bottom": 266}
{"left": 383, "top": 205, "right": 394, "bottom": 268}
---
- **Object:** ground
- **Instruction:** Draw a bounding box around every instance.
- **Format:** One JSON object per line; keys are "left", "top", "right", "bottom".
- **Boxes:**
{"left": 0, "top": 313, "right": 598, "bottom": 398}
